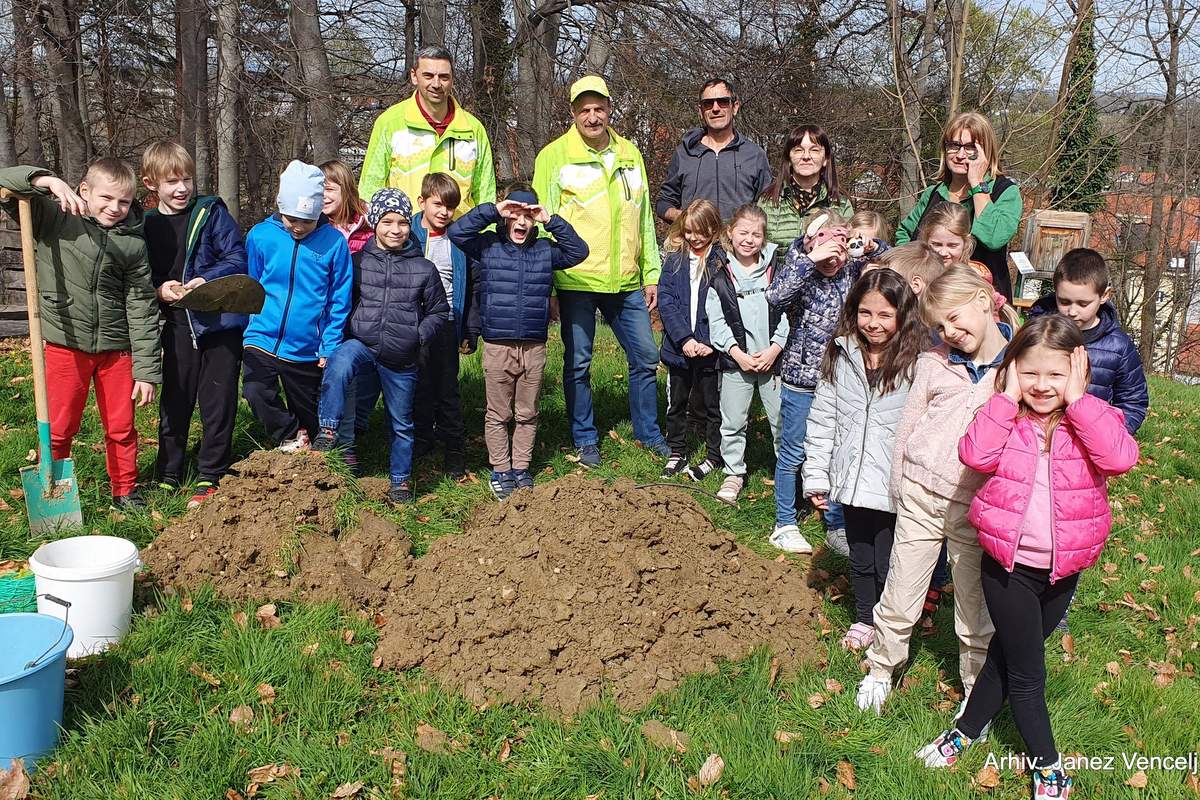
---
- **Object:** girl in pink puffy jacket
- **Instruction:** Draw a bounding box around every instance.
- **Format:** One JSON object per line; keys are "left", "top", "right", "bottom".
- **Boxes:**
{"left": 916, "top": 314, "right": 1138, "bottom": 800}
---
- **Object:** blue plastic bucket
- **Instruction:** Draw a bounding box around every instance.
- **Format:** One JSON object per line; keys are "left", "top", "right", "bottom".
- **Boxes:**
{"left": 0, "top": 612, "right": 74, "bottom": 770}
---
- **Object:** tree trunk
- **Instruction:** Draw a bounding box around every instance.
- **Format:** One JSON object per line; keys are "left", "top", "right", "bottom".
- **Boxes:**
{"left": 471, "top": 0, "right": 513, "bottom": 179}
{"left": 584, "top": 2, "right": 616, "bottom": 74}
{"left": 11, "top": 0, "right": 46, "bottom": 166}
{"left": 1037, "top": 0, "right": 1091, "bottom": 196}
{"left": 34, "top": 0, "right": 91, "bottom": 182}
{"left": 514, "top": 0, "right": 562, "bottom": 176}
{"left": 240, "top": 96, "right": 264, "bottom": 218}
{"left": 943, "top": 0, "right": 970, "bottom": 117}
{"left": 420, "top": 0, "right": 446, "bottom": 46}
{"left": 288, "top": 0, "right": 340, "bottom": 163}
{"left": 215, "top": 0, "right": 241, "bottom": 219}
{"left": 404, "top": 2, "right": 416, "bottom": 72}
{"left": 178, "top": 0, "right": 211, "bottom": 191}
{"left": 0, "top": 65, "right": 17, "bottom": 166}
{"left": 889, "top": 0, "right": 937, "bottom": 216}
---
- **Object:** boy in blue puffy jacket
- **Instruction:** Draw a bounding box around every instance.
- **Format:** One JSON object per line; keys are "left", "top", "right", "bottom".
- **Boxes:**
{"left": 449, "top": 186, "right": 588, "bottom": 500}
{"left": 313, "top": 189, "right": 449, "bottom": 504}
{"left": 142, "top": 141, "right": 248, "bottom": 508}
{"left": 1030, "top": 248, "right": 1148, "bottom": 434}
{"left": 242, "top": 160, "right": 353, "bottom": 452}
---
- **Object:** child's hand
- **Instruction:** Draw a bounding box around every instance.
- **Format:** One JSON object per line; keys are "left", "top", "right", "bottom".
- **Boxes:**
{"left": 182, "top": 277, "right": 206, "bottom": 293}
{"left": 131, "top": 381, "right": 155, "bottom": 407}
{"left": 807, "top": 239, "right": 845, "bottom": 265}
{"left": 1002, "top": 360, "right": 1021, "bottom": 402}
{"left": 527, "top": 204, "right": 551, "bottom": 224}
{"left": 1065, "top": 345, "right": 1089, "bottom": 405}
{"left": 460, "top": 338, "right": 476, "bottom": 355}
{"left": 731, "top": 347, "right": 756, "bottom": 372}
{"left": 318, "top": 357, "right": 327, "bottom": 368}
{"left": 809, "top": 493, "right": 829, "bottom": 511}
{"left": 753, "top": 344, "right": 782, "bottom": 372}
{"left": 31, "top": 175, "right": 87, "bottom": 216}
{"left": 158, "top": 281, "right": 185, "bottom": 302}
{"left": 692, "top": 342, "right": 713, "bottom": 357}
{"left": 548, "top": 296, "right": 559, "bottom": 324}
{"left": 496, "top": 199, "right": 527, "bottom": 219}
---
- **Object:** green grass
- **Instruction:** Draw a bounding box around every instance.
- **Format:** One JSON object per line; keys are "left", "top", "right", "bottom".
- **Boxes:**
{"left": 1, "top": 329, "right": 1199, "bottom": 798}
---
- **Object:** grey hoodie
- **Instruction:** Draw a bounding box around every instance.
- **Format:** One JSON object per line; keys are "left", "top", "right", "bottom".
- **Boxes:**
{"left": 655, "top": 128, "right": 773, "bottom": 221}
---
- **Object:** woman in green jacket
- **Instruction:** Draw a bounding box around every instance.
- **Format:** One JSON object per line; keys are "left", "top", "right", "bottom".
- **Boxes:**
{"left": 758, "top": 125, "right": 854, "bottom": 258}
{"left": 895, "top": 111, "right": 1022, "bottom": 301}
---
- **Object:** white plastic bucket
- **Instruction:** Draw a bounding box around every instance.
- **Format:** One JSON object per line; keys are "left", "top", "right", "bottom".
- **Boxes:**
{"left": 28, "top": 536, "right": 140, "bottom": 658}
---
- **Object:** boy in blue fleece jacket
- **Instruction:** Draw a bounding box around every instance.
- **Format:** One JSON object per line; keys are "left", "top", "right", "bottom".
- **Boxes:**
{"left": 242, "top": 160, "right": 353, "bottom": 451}
{"left": 142, "top": 141, "right": 248, "bottom": 507}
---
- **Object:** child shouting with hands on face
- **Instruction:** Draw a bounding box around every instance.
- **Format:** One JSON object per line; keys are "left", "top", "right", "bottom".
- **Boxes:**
{"left": 706, "top": 204, "right": 789, "bottom": 505}
{"left": 449, "top": 185, "right": 588, "bottom": 500}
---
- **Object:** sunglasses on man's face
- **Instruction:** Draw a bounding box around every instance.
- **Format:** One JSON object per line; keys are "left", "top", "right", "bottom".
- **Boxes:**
{"left": 700, "top": 96, "right": 734, "bottom": 110}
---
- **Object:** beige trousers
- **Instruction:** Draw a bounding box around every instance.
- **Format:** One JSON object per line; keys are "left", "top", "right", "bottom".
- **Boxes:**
{"left": 482, "top": 340, "right": 548, "bottom": 472}
{"left": 865, "top": 480, "right": 995, "bottom": 694}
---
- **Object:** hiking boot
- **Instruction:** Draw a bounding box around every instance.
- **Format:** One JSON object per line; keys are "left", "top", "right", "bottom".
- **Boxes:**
{"left": 826, "top": 526, "right": 850, "bottom": 557}
{"left": 769, "top": 524, "right": 813, "bottom": 554}
{"left": 187, "top": 480, "right": 217, "bottom": 510}
{"left": 717, "top": 474, "right": 744, "bottom": 504}
{"left": 1031, "top": 762, "right": 1072, "bottom": 798}
{"left": 684, "top": 458, "right": 719, "bottom": 481}
{"left": 915, "top": 728, "right": 973, "bottom": 768}
{"left": 279, "top": 429, "right": 310, "bottom": 453}
{"left": 855, "top": 673, "right": 892, "bottom": 713}
{"left": 643, "top": 438, "right": 672, "bottom": 458}
{"left": 511, "top": 469, "right": 535, "bottom": 490}
{"left": 577, "top": 444, "right": 602, "bottom": 468}
{"left": 110, "top": 489, "right": 147, "bottom": 512}
{"left": 388, "top": 482, "right": 413, "bottom": 505}
{"left": 490, "top": 470, "right": 516, "bottom": 501}
{"left": 311, "top": 427, "right": 337, "bottom": 452}
{"left": 660, "top": 455, "right": 688, "bottom": 479}
{"left": 444, "top": 450, "right": 467, "bottom": 479}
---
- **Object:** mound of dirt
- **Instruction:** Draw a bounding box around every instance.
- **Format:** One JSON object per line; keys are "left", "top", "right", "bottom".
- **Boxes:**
{"left": 144, "top": 455, "right": 821, "bottom": 715}
{"left": 142, "top": 450, "right": 411, "bottom": 608}
{"left": 374, "top": 475, "right": 820, "bottom": 715}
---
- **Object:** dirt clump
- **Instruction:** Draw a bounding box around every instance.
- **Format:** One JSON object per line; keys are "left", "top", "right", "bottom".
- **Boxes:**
{"left": 142, "top": 450, "right": 411, "bottom": 607}
{"left": 374, "top": 474, "right": 820, "bottom": 715}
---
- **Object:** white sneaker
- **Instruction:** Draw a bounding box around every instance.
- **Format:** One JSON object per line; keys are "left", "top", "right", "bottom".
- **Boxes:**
{"left": 769, "top": 524, "right": 813, "bottom": 554}
{"left": 825, "top": 526, "right": 849, "bottom": 557}
{"left": 278, "top": 429, "right": 310, "bottom": 453}
{"left": 856, "top": 673, "right": 892, "bottom": 713}
{"left": 954, "top": 698, "right": 992, "bottom": 743}
{"left": 915, "top": 728, "right": 973, "bottom": 768}
{"left": 717, "top": 474, "right": 743, "bottom": 504}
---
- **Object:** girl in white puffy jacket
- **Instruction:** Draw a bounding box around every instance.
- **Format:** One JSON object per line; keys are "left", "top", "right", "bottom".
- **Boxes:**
{"left": 802, "top": 268, "right": 929, "bottom": 650}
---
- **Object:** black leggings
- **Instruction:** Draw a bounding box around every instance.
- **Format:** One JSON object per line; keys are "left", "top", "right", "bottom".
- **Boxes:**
{"left": 957, "top": 554, "right": 1080, "bottom": 768}
{"left": 843, "top": 505, "right": 895, "bottom": 626}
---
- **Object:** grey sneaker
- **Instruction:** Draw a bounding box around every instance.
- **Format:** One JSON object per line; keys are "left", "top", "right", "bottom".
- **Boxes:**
{"left": 826, "top": 526, "right": 850, "bottom": 557}
{"left": 577, "top": 444, "right": 602, "bottom": 468}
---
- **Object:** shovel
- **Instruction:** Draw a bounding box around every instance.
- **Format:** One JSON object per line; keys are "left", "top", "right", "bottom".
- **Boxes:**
{"left": 171, "top": 274, "right": 265, "bottom": 315}
{"left": 0, "top": 189, "right": 83, "bottom": 534}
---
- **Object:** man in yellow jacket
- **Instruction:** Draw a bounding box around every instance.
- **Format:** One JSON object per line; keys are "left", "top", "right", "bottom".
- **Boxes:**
{"left": 359, "top": 45, "right": 496, "bottom": 215}
{"left": 533, "top": 76, "right": 667, "bottom": 467}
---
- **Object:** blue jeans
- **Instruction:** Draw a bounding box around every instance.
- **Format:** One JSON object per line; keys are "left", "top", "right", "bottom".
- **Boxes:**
{"left": 318, "top": 339, "right": 417, "bottom": 486}
{"left": 558, "top": 289, "right": 664, "bottom": 448}
{"left": 774, "top": 384, "right": 845, "bottom": 529}
{"left": 334, "top": 367, "right": 381, "bottom": 450}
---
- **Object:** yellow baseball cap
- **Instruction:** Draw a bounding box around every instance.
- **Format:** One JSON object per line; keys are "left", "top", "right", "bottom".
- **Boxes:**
{"left": 569, "top": 75, "right": 610, "bottom": 103}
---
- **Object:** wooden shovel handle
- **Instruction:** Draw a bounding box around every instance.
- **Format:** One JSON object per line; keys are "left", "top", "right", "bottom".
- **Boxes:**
{"left": 1, "top": 188, "right": 52, "bottom": 435}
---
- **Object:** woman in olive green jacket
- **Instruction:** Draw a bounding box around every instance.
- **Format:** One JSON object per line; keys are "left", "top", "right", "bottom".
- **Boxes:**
{"left": 758, "top": 125, "right": 854, "bottom": 259}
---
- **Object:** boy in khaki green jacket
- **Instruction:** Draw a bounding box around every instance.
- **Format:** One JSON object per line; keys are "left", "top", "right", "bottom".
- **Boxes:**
{"left": 0, "top": 161, "right": 161, "bottom": 509}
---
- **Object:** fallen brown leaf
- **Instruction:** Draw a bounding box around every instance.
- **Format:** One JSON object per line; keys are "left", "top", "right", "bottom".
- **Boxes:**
{"left": 7, "top": 488, "right": 23, "bottom": 500}
{"left": 257, "top": 683, "right": 276, "bottom": 704}
{"left": 774, "top": 730, "right": 800, "bottom": 744}
{"left": 697, "top": 753, "right": 724, "bottom": 787}
{"left": 807, "top": 693, "right": 826, "bottom": 709}
{"left": 640, "top": 720, "right": 690, "bottom": 753}
{"left": 336, "top": 731, "right": 350, "bottom": 747}
{"left": 0, "top": 498, "right": 11, "bottom": 512}
{"left": 232, "top": 611, "right": 248, "bottom": 628}
{"left": 255, "top": 604, "right": 281, "bottom": 629}
{"left": 302, "top": 642, "right": 320, "bottom": 656}
{"left": 188, "top": 662, "right": 221, "bottom": 687}
{"left": 342, "top": 629, "right": 355, "bottom": 645}
{"left": 415, "top": 722, "right": 450, "bottom": 754}
{"left": 824, "top": 678, "right": 844, "bottom": 694}
{"left": 836, "top": 760, "right": 857, "bottom": 791}
{"left": 1126, "top": 770, "right": 1148, "bottom": 788}
{"left": 330, "top": 781, "right": 364, "bottom": 798}
{"left": 1061, "top": 633, "right": 1076, "bottom": 662}
{"left": 0, "top": 758, "right": 31, "bottom": 800}
{"left": 229, "top": 705, "right": 254, "bottom": 733}
{"left": 498, "top": 739, "right": 512, "bottom": 763}
{"left": 974, "top": 765, "right": 1001, "bottom": 789}
{"left": 181, "top": 597, "right": 193, "bottom": 613}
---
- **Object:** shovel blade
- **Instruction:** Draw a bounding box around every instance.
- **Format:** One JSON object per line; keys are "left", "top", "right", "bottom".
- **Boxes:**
{"left": 20, "top": 457, "right": 83, "bottom": 535}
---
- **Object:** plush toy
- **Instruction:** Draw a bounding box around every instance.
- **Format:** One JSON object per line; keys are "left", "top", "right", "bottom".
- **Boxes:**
{"left": 847, "top": 234, "right": 867, "bottom": 259}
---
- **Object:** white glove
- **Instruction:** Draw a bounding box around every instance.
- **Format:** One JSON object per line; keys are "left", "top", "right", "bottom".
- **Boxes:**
{"left": 855, "top": 673, "right": 892, "bottom": 714}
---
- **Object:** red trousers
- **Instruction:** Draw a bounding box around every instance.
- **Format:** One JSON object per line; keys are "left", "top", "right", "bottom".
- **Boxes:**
{"left": 44, "top": 343, "right": 139, "bottom": 496}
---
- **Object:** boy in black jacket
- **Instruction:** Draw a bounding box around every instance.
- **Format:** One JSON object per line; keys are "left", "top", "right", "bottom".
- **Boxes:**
{"left": 313, "top": 189, "right": 449, "bottom": 504}
{"left": 449, "top": 187, "right": 587, "bottom": 500}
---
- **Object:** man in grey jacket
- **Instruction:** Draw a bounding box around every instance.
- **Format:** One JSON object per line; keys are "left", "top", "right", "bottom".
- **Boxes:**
{"left": 655, "top": 78, "right": 773, "bottom": 222}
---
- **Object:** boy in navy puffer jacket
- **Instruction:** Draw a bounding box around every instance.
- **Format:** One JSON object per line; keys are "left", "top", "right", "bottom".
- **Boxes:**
{"left": 1029, "top": 248, "right": 1148, "bottom": 434}
{"left": 313, "top": 189, "right": 449, "bottom": 504}
{"left": 449, "top": 186, "right": 588, "bottom": 500}
{"left": 243, "top": 160, "right": 353, "bottom": 453}
{"left": 142, "top": 141, "right": 247, "bottom": 508}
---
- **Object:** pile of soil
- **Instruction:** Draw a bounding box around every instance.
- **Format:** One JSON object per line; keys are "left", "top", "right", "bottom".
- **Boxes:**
{"left": 144, "top": 455, "right": 821, "bottom": 715}
{"left": 142, "top": 451, "right": 411, "bottom": 608}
